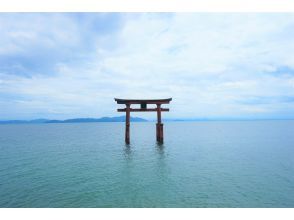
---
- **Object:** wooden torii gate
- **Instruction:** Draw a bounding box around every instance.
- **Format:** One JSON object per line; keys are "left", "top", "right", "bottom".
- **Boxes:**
{"left": 114, "top": 98, "right": 172, "bottom": 144}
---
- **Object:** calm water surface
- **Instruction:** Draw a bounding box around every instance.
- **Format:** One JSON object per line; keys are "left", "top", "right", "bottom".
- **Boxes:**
{"left": 0, "top": 121, "right": 293, "bottom": 207}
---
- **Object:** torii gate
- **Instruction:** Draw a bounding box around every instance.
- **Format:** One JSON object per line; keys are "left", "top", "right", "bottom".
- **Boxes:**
{"left": 114, "top": 98, "right": 172, "bottom": 144}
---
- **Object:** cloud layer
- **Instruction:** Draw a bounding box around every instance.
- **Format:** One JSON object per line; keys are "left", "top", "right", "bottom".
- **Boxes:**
{"left": 1, "top": 13, "right": 294, "bottom": 119}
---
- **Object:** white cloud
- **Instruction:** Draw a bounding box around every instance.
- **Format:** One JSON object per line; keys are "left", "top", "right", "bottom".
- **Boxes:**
{"left": 1, "top": 13, "right": 294, "bottom": 120}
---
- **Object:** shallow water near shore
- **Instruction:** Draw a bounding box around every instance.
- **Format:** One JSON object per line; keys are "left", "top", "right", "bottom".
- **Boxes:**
{"left": 0, "top": 121, "right": 294, "bottom": 207}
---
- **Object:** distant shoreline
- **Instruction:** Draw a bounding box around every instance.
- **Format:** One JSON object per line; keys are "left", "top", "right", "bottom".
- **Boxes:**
{"left": 0, "top": 116, "right": 147, "bottom": 124}
{"left": 1, "top": 117, "right": 294, "bottom": 124}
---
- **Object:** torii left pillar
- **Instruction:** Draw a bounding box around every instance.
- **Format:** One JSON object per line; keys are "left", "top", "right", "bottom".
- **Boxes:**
{"left": 125, "top": 104, "right": 130, "bottom": 144}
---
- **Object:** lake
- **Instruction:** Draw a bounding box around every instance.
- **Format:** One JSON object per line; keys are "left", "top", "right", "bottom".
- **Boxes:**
{"left": 0, "top": 121, "right": 293, "bottom": 207}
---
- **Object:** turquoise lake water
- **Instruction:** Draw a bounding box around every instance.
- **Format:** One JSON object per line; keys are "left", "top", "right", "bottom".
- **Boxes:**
{"left": 0, "top": 121, "right": 293, "bottom": 207}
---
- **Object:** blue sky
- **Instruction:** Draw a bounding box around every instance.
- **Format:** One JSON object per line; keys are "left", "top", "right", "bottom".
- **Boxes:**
{"left": 0, "top": 13, "right": 294, "bottom": 120}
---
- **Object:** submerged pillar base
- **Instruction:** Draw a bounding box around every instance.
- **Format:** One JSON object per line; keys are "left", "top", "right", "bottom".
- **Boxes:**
{"left": 125, "top": 124, "right": 130, "bottom": 144}
{"left": 156, "top": 123, "right": 164, "bottom": 143}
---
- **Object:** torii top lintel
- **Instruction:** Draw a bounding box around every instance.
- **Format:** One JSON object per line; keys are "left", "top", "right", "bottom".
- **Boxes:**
{"left": 114, "top": 98, "right": 172, "bottom": 105}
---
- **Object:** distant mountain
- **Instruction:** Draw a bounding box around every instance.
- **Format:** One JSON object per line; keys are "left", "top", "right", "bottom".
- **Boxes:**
{"left": 50, "top": 116, "right": 147, "bottom": 123}
{"left": 0, "top": 120, "right": 28, "bottom": 124}
{"left": 30, "top": 119, "right": 49, "bottom": 123}
{"left": 0, "top": 116, "right": 147, "bottom": 124}
{"left": 0, "top": 118, "right": 50, "bottom": 124}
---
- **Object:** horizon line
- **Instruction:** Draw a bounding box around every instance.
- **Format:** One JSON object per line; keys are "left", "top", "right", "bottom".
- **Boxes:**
{"left": 1, "top": 116, "right": 294, "bottom": 123}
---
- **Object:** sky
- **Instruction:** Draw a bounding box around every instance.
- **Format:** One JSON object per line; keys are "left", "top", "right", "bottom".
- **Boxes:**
{"left": 0, "top": 13, "right": 294, "bottom": 120}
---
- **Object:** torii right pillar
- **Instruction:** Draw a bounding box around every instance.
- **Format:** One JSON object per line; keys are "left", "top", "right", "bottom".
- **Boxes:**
{"left": 156, "top": 104, "right": 164, "bottom": 143}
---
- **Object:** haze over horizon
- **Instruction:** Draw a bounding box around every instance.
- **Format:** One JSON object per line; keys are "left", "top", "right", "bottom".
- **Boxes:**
{"left": 1, "top": 13, "right": 294, "bottom": 120}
